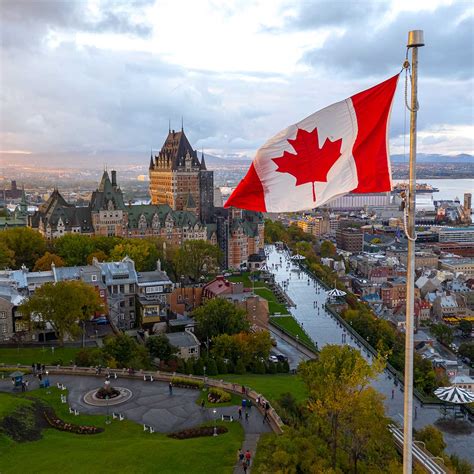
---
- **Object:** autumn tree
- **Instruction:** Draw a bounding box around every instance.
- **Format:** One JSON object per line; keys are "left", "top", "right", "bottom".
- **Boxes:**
{"left": 0, "top": 227, "right": 46, "bottom": 269}
{"left": 33, "top": 252, "right": 65, "bottom": 271}
{"left": 299, "top": 345, "right": 384, "bottom": 469}
{"left": 87, "top": 250, "right": 108, "bottom": 264}
{"left": 430, "top": 323, "right": 454, "bottom": 345}
{"left": 102, "top": 334, "right": 150, "bottom": 369}
{"left": 146, "top": 334, "right": 178, "bottom": 361}
{"left": 320, "top": 240, "right": 337, "bottom": 258}
{"left": 192, "top": 298, "right": 249, "bottom": 340}
{"left": 211, "top": 330, "right": 273, "bottom": 368}
{"left": 415, "top": 425, "right": 446, "bottom": 457}
{"left": 176, "top": 240, "right": 221, "bottom": 281}
{"left": 0, "top": 241, "right": 14, "bottom": 269}
{"left": 458, "top": 319, "right": 472, "bottom": 338}
{"left": 54, "top": 234, "right": 95, "bottom": 266}
{"left": 20, "top": 280, "right": 104, "bottom": 346}
{"left": 110, "top": 239, "right": 159, "bottom": 271}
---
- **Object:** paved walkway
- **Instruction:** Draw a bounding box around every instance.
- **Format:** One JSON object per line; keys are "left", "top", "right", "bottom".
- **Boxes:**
{"left": 233, "top": 434, "right": 260, "bottom": 473}
{"left": 0, "top": 374, "right": 272, "bottom": 436}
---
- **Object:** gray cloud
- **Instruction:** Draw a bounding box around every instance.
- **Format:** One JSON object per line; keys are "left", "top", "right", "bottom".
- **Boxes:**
{"left": 297, "top": 3, "right": 473, "bottom": 80}
{"left": 0, "top": 0, "right": 152, "bottom": 51}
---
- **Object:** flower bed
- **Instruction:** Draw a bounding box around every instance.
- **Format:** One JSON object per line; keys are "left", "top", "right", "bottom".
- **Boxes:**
{"left": 168, "top": 426, "right": 228, "bottom": 439}
{"left": 207, "top": 387, "right": 231, "bottom": 404}
{"left": 44, "top": 410, "right": 103, "bottom": 435}
{"left": 171, "top": 377, "right": 203, "bottom": 390}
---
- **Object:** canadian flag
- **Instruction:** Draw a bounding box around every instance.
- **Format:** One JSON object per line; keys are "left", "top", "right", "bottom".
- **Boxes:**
{"left": 224, "top": 74, "right": 399, "bottom": 213}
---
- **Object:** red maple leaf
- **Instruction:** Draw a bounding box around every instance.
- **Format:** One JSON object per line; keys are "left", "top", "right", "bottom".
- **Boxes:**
{"left": 272, "top": 127, "right": 342, "bottom": 202}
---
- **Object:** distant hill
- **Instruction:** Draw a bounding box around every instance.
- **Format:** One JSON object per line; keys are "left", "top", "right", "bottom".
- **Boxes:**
{"left": 391, "top": 153, "right": 473, "bottom": 163}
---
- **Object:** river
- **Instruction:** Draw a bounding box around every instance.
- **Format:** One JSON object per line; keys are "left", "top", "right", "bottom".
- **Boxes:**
{"left": 266, "top": 245, "right": 473, "bottom": 461}
{"left": 393, "top": 178, "right": 473, "bottom": 214}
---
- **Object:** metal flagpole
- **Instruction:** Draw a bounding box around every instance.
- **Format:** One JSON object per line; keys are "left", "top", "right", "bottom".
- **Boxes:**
{"left": 403, "top": 29, "right": 424, "bottom": 474}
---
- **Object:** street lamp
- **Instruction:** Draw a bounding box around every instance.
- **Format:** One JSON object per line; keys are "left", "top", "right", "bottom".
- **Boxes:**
{"left": 105, "top": 380, "right": 111, "bottom": 424}
{"left": 213, "top": 409, "right": 217, "bottom": 436}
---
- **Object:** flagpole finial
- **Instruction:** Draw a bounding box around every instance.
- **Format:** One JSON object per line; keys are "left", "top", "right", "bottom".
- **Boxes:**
{"left": 407, "top": 30, "right": 424, "bottom": 48}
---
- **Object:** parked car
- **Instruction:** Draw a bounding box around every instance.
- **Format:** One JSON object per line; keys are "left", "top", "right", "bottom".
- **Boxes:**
{"left": 276, "top": 355, "right": 288, "bottom": 363}
{"left": 268, "top": 355, "right": 279, "bottom": 363}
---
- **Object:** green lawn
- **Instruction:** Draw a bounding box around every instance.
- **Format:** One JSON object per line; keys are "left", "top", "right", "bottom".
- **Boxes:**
{"left": 0, "top": 347, "right": 86, "bottom": 366}
{"left": 227, "top": 272, "right": 270, "bottom": 290}
{"left": 213, "top": 374, "right": 307, "bottom": 405}
{"left": 196, "top": 387, "right": 243, "bottom": 408}
{"left": 254, "top": 288, "right": 288, "bottom": 315}
{"left": 0, "top": 388, "right": 244, "bottom": 474}
{"left": 270, "top": 316, "right": 317, "bottom": 351}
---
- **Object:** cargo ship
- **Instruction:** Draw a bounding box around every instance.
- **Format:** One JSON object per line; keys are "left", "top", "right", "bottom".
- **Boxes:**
{"left": 391, "top": 183, "right": 439, "bottom": 194}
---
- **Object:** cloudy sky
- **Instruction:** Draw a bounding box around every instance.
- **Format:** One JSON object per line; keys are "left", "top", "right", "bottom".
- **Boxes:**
{"left": 1, "top": 0, "right": 473, "bottom": 166}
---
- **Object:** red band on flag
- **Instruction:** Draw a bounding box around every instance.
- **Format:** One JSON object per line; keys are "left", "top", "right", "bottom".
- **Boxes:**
{"left": 351, "top": 74, "right": 399, "bottom": 193}
{"left": 224, "top": 162, "right": 266, "bottom": 211}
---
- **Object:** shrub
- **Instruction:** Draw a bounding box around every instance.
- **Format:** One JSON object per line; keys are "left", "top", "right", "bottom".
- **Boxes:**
{"left": 208, "top": 387, "right": 231, "bottom": 403}
{"left": 168, "top": 425, "right": 228, "bottom": 439}
{"left": 1, "top": 405, "right": 42, "bottom": 442}
{"left": 251, "top": 359, "right": 266, "bottom": 374}
{"left": 235, "top": 359, "right": 245, "bottom": 374}
{"left": 44, "top": 410, "right": 102, "bottom": 435}
{"left": 185, "top": 359, "right": 194, "bottom": 375}
{"left": 193, "top": 358, "right": 204, "bottom": 376}
{"left": 216, "top": 358, "right": 228, "bottom": 374}
{"left": 171, "top": 377, "right": 203, "bottom": 390}
{"left": 206, "top": 358, "right": 218, "bottom": 376}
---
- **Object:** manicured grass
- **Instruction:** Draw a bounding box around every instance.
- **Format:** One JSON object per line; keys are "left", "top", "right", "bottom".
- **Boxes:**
{"left": 0, "top": 347, "right": 86, "bottom": 366}
{"left": 270, "top": 316, "right": 317, "bottom": 351}
{"left": 254, "top": 288, "right": 288, "bottom": 315}
{"left": 227, "top": 272, "right": 270, "bottom": 290}
{"left": 0, "top": 388, "right": 244, "bottom": 474}
{"left": 196, "top": 387, "right": 243, "bottom": 408}
{"left": 213, "top": 374, "right": 307, "bottom": 405}
{"left": 0, "top": 392, "right": 32, "bottom": 418}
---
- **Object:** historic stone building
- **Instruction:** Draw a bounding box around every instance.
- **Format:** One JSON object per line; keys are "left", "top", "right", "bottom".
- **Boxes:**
{"left": 149, "top": 128, "right": 214, "bottom": 224}
{"left": 29, "top": 127, "right": 264, "bottom": 270}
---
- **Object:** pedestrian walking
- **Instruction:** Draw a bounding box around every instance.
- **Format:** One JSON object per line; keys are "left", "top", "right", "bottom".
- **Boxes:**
{"left": 169, "top": 382, "right": 173, "bottom": 395}
{"left": 245, "top": 412, "right": 249, "bottom": 422}
{"left": 38, "top": 373, "right": 42, "bottom": 382}
{"left": 245, "top": 449, "right": 251, "bottom": 466}
{"left": 391, "top": 388, "right": 395, "bottom": 399}
{"left": 32, "top": 363, "right": 36, "bottom": 375}
{"left": 237, "top": 449, "right": 243, "bottom": 463}
{"left": 201, "top": 399, "right": 205, "bottom": 410}
{"left": 238, "top": 407, "right": 242, "bottom": 419}
{"left": 242, "top": 461, "right": 248, "bottom": 473}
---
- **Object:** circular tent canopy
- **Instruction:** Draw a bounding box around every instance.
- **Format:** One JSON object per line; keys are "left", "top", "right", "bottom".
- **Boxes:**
{"left": 327, "top": 288, "right": 347, "bottom": 298}
{"left": 434, "top": 386, "right": 474, "bottom": 404}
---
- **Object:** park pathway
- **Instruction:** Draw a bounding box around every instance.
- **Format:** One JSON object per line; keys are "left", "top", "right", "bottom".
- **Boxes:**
{"left": 234, "top": 433, "right": 260, "bottom": 473}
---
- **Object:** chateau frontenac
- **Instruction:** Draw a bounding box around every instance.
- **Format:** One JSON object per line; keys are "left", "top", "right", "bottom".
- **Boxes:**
{"left": 29, "top": 129, "right": 264, "bottom": 269}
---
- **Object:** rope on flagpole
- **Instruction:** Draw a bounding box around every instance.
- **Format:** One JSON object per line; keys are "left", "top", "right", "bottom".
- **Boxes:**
{"left": 401, "top": 57, "right": 418, "bottom": 242}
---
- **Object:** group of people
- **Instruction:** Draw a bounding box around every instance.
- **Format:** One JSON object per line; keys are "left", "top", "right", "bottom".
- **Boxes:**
{"left": 237, "top": 449, "right": 252, "bottom": 472}
{"left": 238, "top": 398, "right": 252, "bottom": 422}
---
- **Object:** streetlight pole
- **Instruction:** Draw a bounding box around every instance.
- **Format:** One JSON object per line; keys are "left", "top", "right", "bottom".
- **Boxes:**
{"left": 403, "top": 29, "right": 424, "bottom": 474}
{"left": 213, "top": 409, "right": 217, "bottom": 436}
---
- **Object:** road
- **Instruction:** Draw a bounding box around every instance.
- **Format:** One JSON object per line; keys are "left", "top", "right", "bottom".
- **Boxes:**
{"left": 266, "top": 245, "right": 473, "bottom": 462}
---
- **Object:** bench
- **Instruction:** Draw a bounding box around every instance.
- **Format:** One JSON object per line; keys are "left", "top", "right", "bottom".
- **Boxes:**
{"left": 112, "top": 412, "right": 125, "bottom": 421}
{"left": 60, "top": 394, "right": 67, "bottom": 404}
{"left": 68, "top": 407, "right": 79, "bottom": 416}
{"left": 143, "top": 375, "right": 154, "bottom": 382}
{"left": 143, "top": 424, "right": 155, "bottom": 433}
{"left": 221, "top": 415, "right": 234, "bottom": 422}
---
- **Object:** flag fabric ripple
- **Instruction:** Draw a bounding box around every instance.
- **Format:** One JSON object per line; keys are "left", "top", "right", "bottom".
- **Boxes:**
{"left": 224, "top": 75, "right": 399, "bottom": 213}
